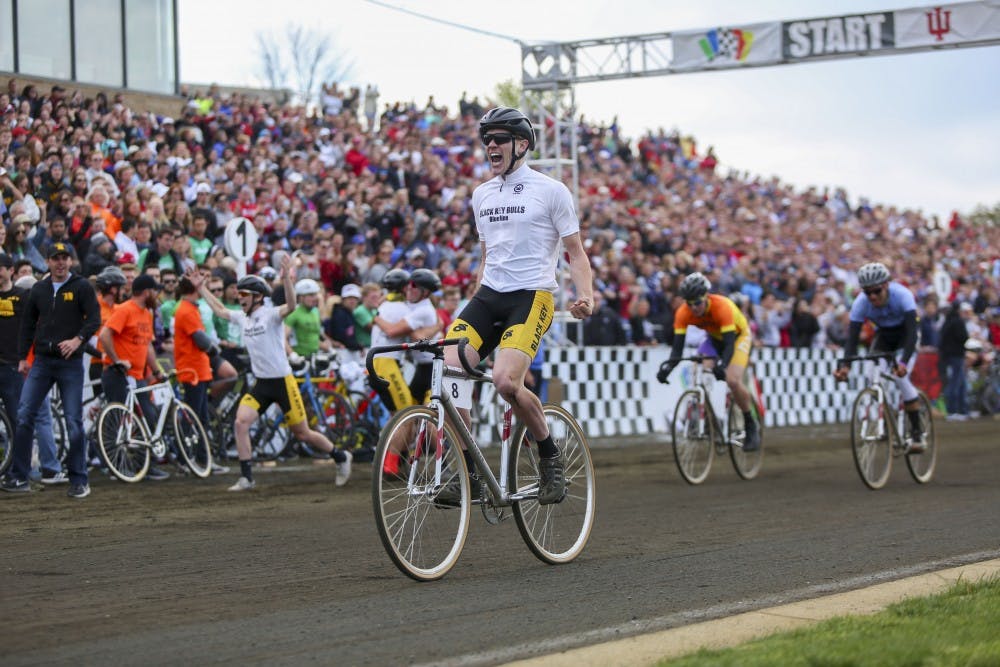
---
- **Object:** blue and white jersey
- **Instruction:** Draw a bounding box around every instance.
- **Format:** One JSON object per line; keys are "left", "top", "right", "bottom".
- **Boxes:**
{"left": 849, "top": 282, "right": 917, "bottom": 329}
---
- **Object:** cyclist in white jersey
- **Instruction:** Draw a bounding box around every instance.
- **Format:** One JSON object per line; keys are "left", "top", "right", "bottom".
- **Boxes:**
{"left": 443, "top": 107, "right": 593, "bottom": 505}
{"left": 187, "top": 255, "right": 352, "bottom": 491}
{"left": 833, "top": 262, "right": 927, "bottom": 450}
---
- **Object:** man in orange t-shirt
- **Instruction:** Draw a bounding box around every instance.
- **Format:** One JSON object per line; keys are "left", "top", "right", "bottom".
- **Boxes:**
{"left": 99, "top": 274, "right": 170, "bottom": 480}
{"left": 172, "top": 276, "right": 215, "bottom": 431}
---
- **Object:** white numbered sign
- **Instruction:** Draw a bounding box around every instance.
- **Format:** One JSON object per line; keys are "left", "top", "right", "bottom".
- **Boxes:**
{"left": 446, "top": 377, "right": 474, "bottom": 410}
{"left": 223, "top": 216, "right": 259, "bottom": 263}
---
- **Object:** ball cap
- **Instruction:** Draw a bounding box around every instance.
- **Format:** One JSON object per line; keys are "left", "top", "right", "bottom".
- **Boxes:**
{"left": 340, "top": 284, "right": 362, "bottom": 299}
{"left": 132, "top": 273, "right": 162, "bottom": 293}
{"left": 47, "top": 242, "right": 73, "bottom": 259}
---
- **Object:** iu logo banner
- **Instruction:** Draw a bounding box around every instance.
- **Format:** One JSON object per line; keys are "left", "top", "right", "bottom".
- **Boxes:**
{"left": 894, "top": 1, "right": 1000, "bottom": 48}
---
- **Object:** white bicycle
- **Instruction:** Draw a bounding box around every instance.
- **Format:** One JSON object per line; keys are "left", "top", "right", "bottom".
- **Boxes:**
{"left": 366, "top": 338, "right": 596, "bottom": 581}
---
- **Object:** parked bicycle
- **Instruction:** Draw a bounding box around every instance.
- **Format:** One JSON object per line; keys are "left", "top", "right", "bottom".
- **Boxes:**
{"left": 96, "top": 366, "right": 212, "bottom": 482}
{"left": 840, "top": 352, "right": 936, "bottom": 489}
{"left": 366, "top": 337, "right": 596, "bottom": 581}
{"left": 669, "top": 355, "right": 764, "bottom": 485}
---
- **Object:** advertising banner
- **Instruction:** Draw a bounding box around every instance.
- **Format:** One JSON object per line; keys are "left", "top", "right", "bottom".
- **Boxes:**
{"left": 673, "top": 22, "right": 782, "bottom": 70}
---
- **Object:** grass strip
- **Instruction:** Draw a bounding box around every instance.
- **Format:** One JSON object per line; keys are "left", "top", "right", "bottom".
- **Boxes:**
{"left": 661, "top": 576, "right": 1000, "bottom": 666}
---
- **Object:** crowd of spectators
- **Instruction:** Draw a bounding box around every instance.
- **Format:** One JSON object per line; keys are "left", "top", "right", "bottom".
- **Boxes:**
{"left": 2, "top": 76, "right": 998, "bottom": 393}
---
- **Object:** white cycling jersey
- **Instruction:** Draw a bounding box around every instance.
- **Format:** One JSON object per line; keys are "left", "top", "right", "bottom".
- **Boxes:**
{"left": 405, "top": 297, "right": 439, "bottom": 363}
{"left": 229, "top": 305, "right": 292, "bottom": 379}
{"left": 472, "top": 163, "right": 579, "bottom": 293}
{"left": 371, "top": 299, "right": 410, "bottom": 360}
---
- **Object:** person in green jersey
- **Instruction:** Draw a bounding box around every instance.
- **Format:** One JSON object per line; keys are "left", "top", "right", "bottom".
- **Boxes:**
{"left": 352, "top": 283, "right": 381, "bottom": 349}
{"left": 284, "top": 278, "right": 331, "bottom": 358}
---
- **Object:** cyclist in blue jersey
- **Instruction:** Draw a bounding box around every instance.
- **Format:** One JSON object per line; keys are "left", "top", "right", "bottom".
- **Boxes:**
{"left": 833, "top": 262, "right": 927, "bottom": 451}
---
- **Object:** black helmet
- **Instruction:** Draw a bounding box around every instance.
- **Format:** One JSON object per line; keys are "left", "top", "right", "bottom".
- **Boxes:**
{"left": 478, "top": 107, "right": 535, "bottom": 150}
{"left": 381, "top": 268, "right": 410, "bottom": 293}
{"left": 95, "top": 266, "right": 127, "bottom": 290}
{"left": 409, "top": 268, "right": 441, "bottom": 293}
{"left": 679, "top": 272, "right": 711, "bottom": 301}
{"left": 236, "top": 275, "right": 271, "bottom": 297}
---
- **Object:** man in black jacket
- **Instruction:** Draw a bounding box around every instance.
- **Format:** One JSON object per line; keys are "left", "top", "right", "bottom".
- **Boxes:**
{"left": 1, "top": 242, "right": 101, "bottom": 498}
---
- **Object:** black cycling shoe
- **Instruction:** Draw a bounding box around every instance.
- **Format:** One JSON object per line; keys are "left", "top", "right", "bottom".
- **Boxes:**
{"left": 537, "top": 454, "right": 566, "bottom": 505}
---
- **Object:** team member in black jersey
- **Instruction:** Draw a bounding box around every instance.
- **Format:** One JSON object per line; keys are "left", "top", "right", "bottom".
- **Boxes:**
{"left": 443, "top": 107, "right": 593, "bottom": 505}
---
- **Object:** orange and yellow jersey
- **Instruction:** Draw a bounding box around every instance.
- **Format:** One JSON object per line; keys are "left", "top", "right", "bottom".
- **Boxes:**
{"left": 673, "top": 294, "right": 749, "bottom": 341}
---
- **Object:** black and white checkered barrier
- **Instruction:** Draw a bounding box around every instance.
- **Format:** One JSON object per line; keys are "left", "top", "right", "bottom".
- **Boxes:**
{"left": 489, "top": 346, "right": 862, "bottom": 438}
{"left": 546, "top": 346, "right": 658, "bottom": 438}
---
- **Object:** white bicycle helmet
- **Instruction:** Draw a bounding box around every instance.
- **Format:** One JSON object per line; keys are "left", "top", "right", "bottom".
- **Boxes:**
{"left": 857, "top": 262, "right": 891, "bottom": 288}
{"left": 295, "top": 278, "right": 321, "bottom": 296}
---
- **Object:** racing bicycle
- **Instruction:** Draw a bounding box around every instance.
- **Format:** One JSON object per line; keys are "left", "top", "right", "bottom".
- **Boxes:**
{"left": 96, "top": 366, "right": 212, "bottom": 482}
{"left": 366, "top": 337, "right": 596, "bottom": 581}
{"left": 840, "top": 352, "right": 936, "bottom": 490}
{"left": 669, "top": 355, "right": 764, "bottom": 485}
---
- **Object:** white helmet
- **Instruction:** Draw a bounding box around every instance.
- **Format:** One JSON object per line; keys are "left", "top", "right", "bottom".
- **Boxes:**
{"left": 295, "top": 278, "right": 321, "bottom": 296}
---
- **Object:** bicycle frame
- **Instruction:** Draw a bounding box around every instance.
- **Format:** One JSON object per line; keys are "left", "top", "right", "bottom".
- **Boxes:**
{"left": 394, "top": 349, "right": 523, "bottom": 506}
{"left": 847, "top": 353, "right": 906, "bottom": 448}
{"left": 122, "top": 377, "right": 176, "bottom": 450}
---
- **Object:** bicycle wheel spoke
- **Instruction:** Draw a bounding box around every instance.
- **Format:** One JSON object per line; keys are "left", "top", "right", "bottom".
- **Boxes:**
{"left": 372, "top": 407, "right": 469, "bottom": 581}
{"left": 512, "top": 404, "right": 595, "bottom": 565}
{"left": 672, "top": 391, "right": 714, "bottom": 485}
{"left": 905, "top": 393, "right": 937, "bottom": 484}
{"left": 851, "top": 389, "right": 891, "bottom": 489}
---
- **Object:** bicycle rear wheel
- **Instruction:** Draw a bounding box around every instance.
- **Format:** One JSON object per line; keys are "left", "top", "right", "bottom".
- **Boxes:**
{"left": 0, "top": 408, "right": 12, "bottom": 475}
{"left": 372, "top": 406, "right": 470, "bottom": 582}
{"left": 511, "top": 404, "right": 595, "bottom": 565}
{"left": 672, "top": 390, "right": 714, "bottom": 485}
{"left": 172, "top": 402, "right": 212, "bottom": 478}
{"left": 905, "top": 392, "right": 937, "bottom": 484}
{"left": 851, "top": 388, "right": 892, "bottom": 489}
{"left": 97, "top": 402, "right": 151, "bottom": 482}
{"left": 728, "top": 399, "right": 763, "bottom": 480}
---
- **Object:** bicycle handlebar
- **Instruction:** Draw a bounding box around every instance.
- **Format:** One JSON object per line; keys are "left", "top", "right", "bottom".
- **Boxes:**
{"left": 366, "top": 337, "right": 481, "bottom": 387}
{"left": 838, "top": 352, "right": 896, "bottom": 366}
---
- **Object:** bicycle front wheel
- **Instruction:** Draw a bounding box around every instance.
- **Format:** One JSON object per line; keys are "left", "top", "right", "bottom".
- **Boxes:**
{"left": 851, "top": 388, "right": 892, "bottom": 489}
{"left": 905, "top": 392, "right": 937, "bottom": 484}
{"left": 97, "top": 402, "right": 151, "bottom": 482}
{"left": 728, "top": 399, "right": 763, "bottom": 480}
{"left": 172, "top": 402, "right": 212, "bottom": 478}
{"left": 0, "top": 408, "right": 12, "bottom": 475}
{"left": 511, "top": 404, "right": 596, "bottom": 565}
{"left": 672, "top": 390, "right": 714, "bottom": 485}
{"left": 372, "top": 406, "right": 470, "bottom": 582}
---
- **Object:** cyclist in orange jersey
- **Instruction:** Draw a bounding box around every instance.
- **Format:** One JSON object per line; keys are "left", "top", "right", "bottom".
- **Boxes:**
{"left": 656, "top": 272, "right": 761, "bottom": 451}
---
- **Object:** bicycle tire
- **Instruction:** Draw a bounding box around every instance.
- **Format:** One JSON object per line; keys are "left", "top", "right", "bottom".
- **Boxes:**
{"left": 905, "top": 392, "right": 937, "bottom": 484}
{"left": 97, "top": 402, "right": 151, "bottom": 482}
{"left": 728, "top": 399, "right": 763, "bottom": 480}
{"left": 319, "top": 389, "right": 356, "bottom": 442}
{"left": 172, "top": 402, "right": 212, "bottom": 478}
{"left": 0, "top": 408, "right": 12, "bottom": 476}
{"left": 372, "top": 406, "right": 470, "bottom": 582}
{"left": 851, "top": 388, "right": 892, "bottom": 490}
{"left": 672, "top": 389, "right": 715, "bottom": 485}
{"left": 510, "top": 404, "right": 596, "bottom": 565}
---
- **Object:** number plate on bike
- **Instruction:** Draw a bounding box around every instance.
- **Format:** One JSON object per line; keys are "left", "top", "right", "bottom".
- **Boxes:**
{"left": 151, "top": 384, "right": 173, "bottom": 406}
{"left": 446, "top": 377, "right": 474, "bottom": 409}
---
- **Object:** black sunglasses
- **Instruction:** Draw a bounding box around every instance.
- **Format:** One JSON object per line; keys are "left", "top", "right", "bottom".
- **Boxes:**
{"left": 863, "top": 285, "right": 885, "bottom": 296}
{"left": 482, "top": 133, "right": 514, "bottom": 146}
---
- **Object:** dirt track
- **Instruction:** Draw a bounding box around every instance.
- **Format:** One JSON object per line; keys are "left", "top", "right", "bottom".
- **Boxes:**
{"left": 2, "top": 418, "right": 998, "bottom": 666}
